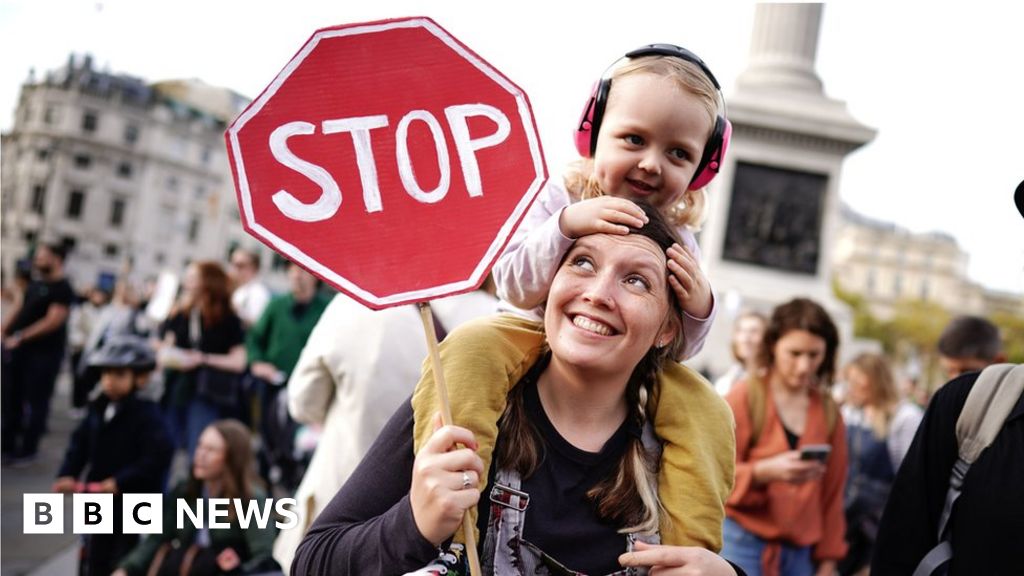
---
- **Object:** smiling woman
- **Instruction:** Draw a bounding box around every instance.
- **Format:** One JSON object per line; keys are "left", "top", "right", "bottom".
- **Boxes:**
{"left": 291, "top": 203, "right": 741, "bottom": 575}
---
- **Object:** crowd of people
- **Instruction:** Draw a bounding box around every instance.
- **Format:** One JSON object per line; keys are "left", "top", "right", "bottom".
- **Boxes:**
{"left": 1, "top": 42, "right": 1021, "bottom": 576}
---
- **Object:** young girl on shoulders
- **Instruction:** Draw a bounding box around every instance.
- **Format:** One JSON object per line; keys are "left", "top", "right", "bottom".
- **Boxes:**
{"left": 413, "top": 43, "right": 734, "bottom": 550}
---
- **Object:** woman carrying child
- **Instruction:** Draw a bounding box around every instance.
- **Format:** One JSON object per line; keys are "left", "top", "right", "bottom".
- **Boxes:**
{"left": 412, "top": 42, "right": 737, "bottom": 551}
{"left": 293, "top": 204, "right": 739, "bottom": 574}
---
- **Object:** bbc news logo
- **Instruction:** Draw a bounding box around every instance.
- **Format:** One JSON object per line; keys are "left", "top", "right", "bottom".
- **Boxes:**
{"left": 24, "top": 494, "right": 298, "bottom": 534}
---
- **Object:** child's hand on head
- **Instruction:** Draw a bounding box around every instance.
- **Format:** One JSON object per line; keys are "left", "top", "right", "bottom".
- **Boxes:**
{"left": 559, "top": 196, "right": 649, "bottom": 239}
{"left": 667, "top": 243, "right": 712, "bottom": 320}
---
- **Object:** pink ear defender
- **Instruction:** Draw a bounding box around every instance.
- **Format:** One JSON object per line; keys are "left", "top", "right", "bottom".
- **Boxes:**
{"left": 573, "top": 43, "right": 731, "bottom": 191}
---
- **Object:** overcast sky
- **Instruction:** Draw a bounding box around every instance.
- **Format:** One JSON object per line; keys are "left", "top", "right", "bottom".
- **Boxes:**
{"left": 2, "top": 1, "right": 1021, "bottom": 294}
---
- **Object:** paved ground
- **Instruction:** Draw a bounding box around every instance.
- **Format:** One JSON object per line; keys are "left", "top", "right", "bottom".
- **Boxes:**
{"left": 1, "top": 370, "right": 81, "bottom": 576}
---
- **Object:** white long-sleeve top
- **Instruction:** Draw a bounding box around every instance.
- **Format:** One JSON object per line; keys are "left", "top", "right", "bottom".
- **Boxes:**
{"left": 492, "top": 179, "right": 715, "bottom": 360}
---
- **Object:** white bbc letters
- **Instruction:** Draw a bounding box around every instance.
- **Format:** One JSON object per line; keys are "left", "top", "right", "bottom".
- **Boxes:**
{"left": 24, "top": 495, "right": 300, "bottom": 534}
{"left": 268, "top": 104, "right": 511, "bottom": 220}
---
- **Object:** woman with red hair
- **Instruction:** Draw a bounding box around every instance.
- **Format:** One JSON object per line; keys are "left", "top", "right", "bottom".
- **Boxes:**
{"left": 159, "top": 261, "right": 247, "bottom": 457}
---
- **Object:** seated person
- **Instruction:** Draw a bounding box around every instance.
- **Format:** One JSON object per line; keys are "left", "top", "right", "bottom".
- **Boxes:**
{"left": 113, "top": 420, "right": 278, "bottom": 576}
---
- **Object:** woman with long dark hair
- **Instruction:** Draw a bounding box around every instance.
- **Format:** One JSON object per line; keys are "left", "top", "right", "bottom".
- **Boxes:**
{"left": 112, "top": 420, "right": 277, "bottom": 576}
{"left": 721, "top": 298, "right": 849, "bottom": 576}
{"left": 292, "top": 205, "right": 741, "bottom": 575}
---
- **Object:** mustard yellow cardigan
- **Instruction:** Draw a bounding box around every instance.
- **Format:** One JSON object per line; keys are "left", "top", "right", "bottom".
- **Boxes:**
{"left": 411, "top": 313, "right": 735, "bottom": 549}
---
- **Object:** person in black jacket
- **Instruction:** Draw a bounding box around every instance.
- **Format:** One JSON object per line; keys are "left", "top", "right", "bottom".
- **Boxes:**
{"left": 869, "top": 370, "right": 1024, "bottom": 575}
{"left": 53, "top": 335, "right": 173, "bottom": 576}
{"left": 871, "top": 190, "right": 1024, "bottom": 575}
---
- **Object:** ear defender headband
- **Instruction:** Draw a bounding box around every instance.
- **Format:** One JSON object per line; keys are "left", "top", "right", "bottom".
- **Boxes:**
{"left": 574, "top": 43, "right": 732, "bottom": 191}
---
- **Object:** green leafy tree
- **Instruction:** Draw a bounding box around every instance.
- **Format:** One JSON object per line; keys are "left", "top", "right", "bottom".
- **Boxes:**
{"left": 992, "top": 312, "right": 1024, "bottom": 363}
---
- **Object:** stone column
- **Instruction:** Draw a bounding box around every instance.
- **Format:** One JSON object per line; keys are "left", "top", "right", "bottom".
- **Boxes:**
{"left": 737, "top": 3, "right": 824, "bottom": 94}
{"left": 695, "top": 3, "right": 877, "bottom": 379}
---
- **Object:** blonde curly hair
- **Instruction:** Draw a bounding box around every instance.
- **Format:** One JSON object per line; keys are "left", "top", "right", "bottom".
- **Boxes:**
{"left": 564, "top": 54, "right": 721, "bottom": 231}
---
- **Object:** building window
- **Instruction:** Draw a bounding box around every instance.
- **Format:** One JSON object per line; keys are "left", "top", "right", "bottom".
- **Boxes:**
{"left": 73, "top": 154, "right": 92, "bottom": 169}
{"left": 110, "top": 198, "right": 126, "bottom": 227}
{"left": 166, "top": 176, "right": 180, "bottom": 191}
{"left": 44, "top": 106, "right": 57, "bottom": 125}
{"left": 124, "top": 124, "right": 139, "bottom": 145}
{"left": 66, "top": 189, "right": 86, "bottom": 219}
{"left": 194, "top": 185, "right": 206, "bottom": 199}
{"left": 23, "top": 230, "right": 37, "bottom": 244}
{"left": 893, "top": 275, "right": 902, "bottom": 297}
{"left": 103, "top": 244, "right": 119, "bottom": 258}
{"left": 920, "top": 280, "right": 930, "bottom": 300}
{"left": 187, "top": 215, "right": 200, "bottom": 243}
{"left": 36, "top": 148, "right": 50, "bottom": 161}
{"left": 31, "top": 185, "right": 46, "bottom": 214}
{"left": 82, "top": 110, "right": 99, "bottom": 133}
{"left": 200, "top": 147, "right": 212, "bottom": 165}
{"left": 155, "top": 252, "right": 166, "bottom": 265}
{"left": 117, "top": 162, "right": 133, "bottom": 178}
{"left": 61, "top": 236, "right": 77, "bottom": 255}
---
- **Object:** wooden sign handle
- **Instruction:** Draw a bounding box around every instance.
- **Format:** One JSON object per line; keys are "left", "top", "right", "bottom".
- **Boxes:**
{"left": 417, "top": 303, "right": 482, "bottom": 576}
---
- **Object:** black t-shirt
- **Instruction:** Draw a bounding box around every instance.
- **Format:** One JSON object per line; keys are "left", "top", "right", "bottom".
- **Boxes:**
{"left": 161, "top": 308, "right": 244, "bottom": 353}
{"left": 493, "top": 357, "right": 635, "bottom": 574}
{"left": 294, "top": 359, "right": 638, "bottom": 575}
{"left": 9, "top": 278, "right": 74, "bottom": 351}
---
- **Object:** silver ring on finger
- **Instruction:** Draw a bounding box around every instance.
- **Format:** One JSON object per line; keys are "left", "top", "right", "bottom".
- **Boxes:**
{"left": 462, "top": 470, "right": 471, "bottom": 490}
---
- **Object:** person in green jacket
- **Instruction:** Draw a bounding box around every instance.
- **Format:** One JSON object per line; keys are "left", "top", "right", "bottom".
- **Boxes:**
{"left": 113, "top": 420, "right": 278, "bottom": 576}
{"left": 245, "top": 263, "right": 330, "bottom": 490}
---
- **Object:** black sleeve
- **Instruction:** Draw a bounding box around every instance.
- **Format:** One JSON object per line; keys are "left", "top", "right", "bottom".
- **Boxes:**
{"left": 58, "top": 414, "right": 93, "bottom": 479}
{"left": 115, "top": 401, "right": 174, "bottom": 493}
{"left": 53, "top": 280, "right": 75, "bottom": 307}
{"left": 870, "top": 373, "right": 974, "bottom": 575}
{"left": 225, "top": 312, "right": 245, "bottom": 348}
{"left": 291, "top": 399, "right": 439, "bottom": 575}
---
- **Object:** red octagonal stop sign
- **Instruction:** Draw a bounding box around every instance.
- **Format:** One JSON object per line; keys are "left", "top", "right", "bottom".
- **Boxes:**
{"left": 226, "top": 17, "right": 547, "bottom": 309}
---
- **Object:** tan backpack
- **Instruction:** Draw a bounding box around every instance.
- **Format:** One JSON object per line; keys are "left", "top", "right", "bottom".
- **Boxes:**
{"left": 912, "top": 364, "right": 1024, "bottom": 576}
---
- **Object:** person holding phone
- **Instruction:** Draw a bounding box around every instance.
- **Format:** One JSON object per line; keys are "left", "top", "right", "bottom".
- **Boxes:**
{"left": 721, "top": 298, "right": 849, "bottom": 576}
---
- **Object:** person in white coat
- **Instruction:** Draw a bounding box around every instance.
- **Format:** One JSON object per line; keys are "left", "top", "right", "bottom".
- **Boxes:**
{"left": 271, "top": 286, "right": 497, "bottom": 572}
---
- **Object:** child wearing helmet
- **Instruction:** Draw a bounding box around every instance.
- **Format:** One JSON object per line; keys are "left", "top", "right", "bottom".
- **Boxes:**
{"left": 52, "top": 334, "right": 174, "bottom": 576}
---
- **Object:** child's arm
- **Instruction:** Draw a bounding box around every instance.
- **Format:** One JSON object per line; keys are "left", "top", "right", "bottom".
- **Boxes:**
{"left": 410, "top": 313, "right": 546, "bottom": 544}
{"left": 666, "top": 237, "right": 716, "bottom": 360}
{"left": 492, "top": 181, "right": 575, "bottom": 310}
{"left": 494, "top": 184, "right": 649, "bottom": 310}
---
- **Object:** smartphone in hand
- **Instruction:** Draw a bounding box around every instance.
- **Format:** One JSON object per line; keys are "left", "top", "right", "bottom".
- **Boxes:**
{"left": 799, "top": 444, "right": 831, "bottom": 462}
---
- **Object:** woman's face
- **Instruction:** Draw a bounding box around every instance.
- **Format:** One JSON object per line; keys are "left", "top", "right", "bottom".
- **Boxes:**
{"left": 733, "top": 315, "right": 766, "bottom": 363}
{"left": 544, "top": 233, "right": 677, "bottom": 376}
{"left": 771, "top": 329, "right": 827, "bottom": 392}
{"left": 192, "top": 427, "right": 227, "bottom": 481}
{"left": 846, "top": 365, "right": 873, "bottom": 407}
{"left": 182, "top": 265, "right": 200, "bottom": 300}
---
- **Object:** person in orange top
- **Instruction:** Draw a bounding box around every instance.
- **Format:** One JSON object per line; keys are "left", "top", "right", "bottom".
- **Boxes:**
{"left": 721, "top": 298, "right": 848, "bottom": 576}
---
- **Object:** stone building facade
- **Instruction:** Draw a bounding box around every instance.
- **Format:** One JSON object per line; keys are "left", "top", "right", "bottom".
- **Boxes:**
{"left": 0, "top": 54, "right": 280, "bottom": 294}
{"left": 833, "top": 204, "right": 1024, "bottom": 319}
